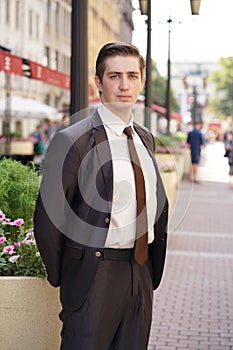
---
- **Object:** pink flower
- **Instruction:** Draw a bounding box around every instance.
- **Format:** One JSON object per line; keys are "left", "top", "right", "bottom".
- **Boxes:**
{"left": 0, "top": 210, "right": 5, "bottom": 221}
{"left": 13, "top": 241, "right": 21, "bottom": 246}
{"left": 2, "top": 218, "right": 11, "bottom": 225}
{"left": 3, "top": 245, "right": 15, "bottom": 255}
{"left": 22, "top": 239, "right": 34, "bottom": 245}
{"left": 0, "top": 236, "right": 6, "bottom": 243}
{"left": 13, "top": 218, "right": 24, "bottom": 226}
{"left": 26, "top": 229, "right": 34, "bottom": 238}
{"left": 9, "top": 255, "right": 20, "bottom": 263}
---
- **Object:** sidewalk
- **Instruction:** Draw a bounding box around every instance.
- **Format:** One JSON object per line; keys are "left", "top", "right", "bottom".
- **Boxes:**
{"left": 149, "top": 141, "right": 233, "bottom": 350}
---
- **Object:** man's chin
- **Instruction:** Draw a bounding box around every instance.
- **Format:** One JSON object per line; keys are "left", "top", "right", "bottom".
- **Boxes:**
{"left": 105, "top": 101, "right": 134, "bottom": 111}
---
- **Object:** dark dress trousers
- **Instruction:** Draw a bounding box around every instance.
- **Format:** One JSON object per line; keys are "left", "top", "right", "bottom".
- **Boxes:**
{"left": 34, "top": 110, "right": 168, "bottom": 312}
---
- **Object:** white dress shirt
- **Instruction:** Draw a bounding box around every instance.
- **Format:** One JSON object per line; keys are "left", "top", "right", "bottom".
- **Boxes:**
{"left": 98, "top": 104, "right": 157, "bottom": 249}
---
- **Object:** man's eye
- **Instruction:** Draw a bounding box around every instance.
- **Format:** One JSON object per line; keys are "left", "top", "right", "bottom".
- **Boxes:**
{"left": 129, "top": 74, "right": 138, "bottom": 79}
{"left": 110, "top": 75, "right": 119, "bottom": 79}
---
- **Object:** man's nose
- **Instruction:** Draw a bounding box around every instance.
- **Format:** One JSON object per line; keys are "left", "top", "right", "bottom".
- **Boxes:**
{"left": 119, "top": 77, "right": 129, "bottom": 90}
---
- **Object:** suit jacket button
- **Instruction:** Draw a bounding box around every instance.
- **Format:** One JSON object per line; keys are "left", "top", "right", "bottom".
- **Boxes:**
{"left": 105, "top": 217, "right": 110, "bottom": 224}
{"left": 95, "top": 251, "right": 101, "bottom": 258}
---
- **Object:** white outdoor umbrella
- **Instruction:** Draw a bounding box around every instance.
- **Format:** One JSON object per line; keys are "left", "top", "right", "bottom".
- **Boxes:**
{"left": 0, "top": 96, "right": 58, "bottom": 119}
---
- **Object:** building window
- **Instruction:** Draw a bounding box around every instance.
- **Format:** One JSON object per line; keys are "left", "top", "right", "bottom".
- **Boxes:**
{"left": 36, "top": 14, "right": 40, "bottom": 39}
{"left": 45, "top": 93, "right": 50, "bottom": 105}
{"left": 54, "top": 1, "right": 59, "bottom": 33}
{"left": 64, "top": 9, "right": 70, "bottom": 38}
{"left": 62, "top": 55, "right": 70, "bottom": 75}
{"left": 29, "top": 10, "right": 33, "bottom": 37}
{"left": 51, "top": 50, "right": 59, "bottom": 70}
{"left": 15, "top": 1, "right": 20, "bottom": 29}
{"left": 44, "top": 0, "right": 50, "bottom": 24}
{"left": 43, "top": 46, "right": 50, "bottom": 66}
{"left": 6, "top": 0, "right": 10, "bottom": 24}
{"left": 55, "top": 50, "right": 59, "bottom": 70}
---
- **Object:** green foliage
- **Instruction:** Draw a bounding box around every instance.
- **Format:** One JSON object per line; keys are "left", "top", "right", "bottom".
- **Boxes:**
{"left": 9, "top": 131, "right": 22, "bottom": 138}
{"left": 155, "top": 134, "right": 176, "bottom": 147}
{"left": 0, "top": 158, "right": 40, "bottom": 228}
{"left": 155, "top": 133, "right": 187, "bottom": 154}
{"left": 172, "top": 131, "right": 187, "bottom": 142}
{"left": 150, "top": 60, "right": 180, "bottom": 112}
{"left": 208, "top": 56, "right": 233, "bottom": 117}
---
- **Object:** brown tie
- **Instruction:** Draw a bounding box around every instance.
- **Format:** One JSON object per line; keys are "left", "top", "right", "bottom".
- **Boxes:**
{"left": 124, "top": 126, "right": 148, "bottom": 265}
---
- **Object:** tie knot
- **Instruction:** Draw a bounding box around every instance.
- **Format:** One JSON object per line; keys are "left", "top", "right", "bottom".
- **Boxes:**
{"left": 123, "top": 127, "right": 133, "bottom": 139}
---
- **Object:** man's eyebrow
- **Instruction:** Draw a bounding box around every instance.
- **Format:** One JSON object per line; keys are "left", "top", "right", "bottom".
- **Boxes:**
{"left": 107, "top": 71, "right": 140, "bottom": 75}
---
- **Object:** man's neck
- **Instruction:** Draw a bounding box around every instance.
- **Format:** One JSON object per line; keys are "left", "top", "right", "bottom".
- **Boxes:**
{"left": 102, "top": 102, "right": 132, "bottom": 124}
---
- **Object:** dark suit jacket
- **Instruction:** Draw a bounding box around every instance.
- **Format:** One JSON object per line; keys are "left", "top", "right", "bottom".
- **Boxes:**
{"left": 34, "top": 110, "right": 168, "bottom": 311}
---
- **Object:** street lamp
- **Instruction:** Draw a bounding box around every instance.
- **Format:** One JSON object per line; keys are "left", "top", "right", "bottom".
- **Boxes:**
{"left": 139, "top": 0, "right": 147, "bottom": 15}
{"left": 190, "top": 0, "right": 201, "bottom": 15}
{"left": 165, "top": 17, "right": 172, "bottom": 135}
{"left": 70, "top": 0, "right": 89, "bottom": 122}
{"left": 139, "top": 0, "right": 151, "bottom": 130}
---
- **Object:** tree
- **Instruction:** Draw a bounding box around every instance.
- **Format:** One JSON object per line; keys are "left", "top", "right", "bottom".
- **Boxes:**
{"left": 208, "top": 57, "right": 233, "bottom": 117}
{"left": 149, "top": 60, "right": 180, "bottom": 112}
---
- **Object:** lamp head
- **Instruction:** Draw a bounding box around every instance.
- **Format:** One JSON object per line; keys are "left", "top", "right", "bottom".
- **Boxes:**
{"left": 190, "top": 0, "right": 201, "bottom": 15}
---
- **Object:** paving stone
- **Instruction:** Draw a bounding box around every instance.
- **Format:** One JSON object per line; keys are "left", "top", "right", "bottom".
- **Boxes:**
{"left": 149, "top": 142, "right": 233, "bottom": 350}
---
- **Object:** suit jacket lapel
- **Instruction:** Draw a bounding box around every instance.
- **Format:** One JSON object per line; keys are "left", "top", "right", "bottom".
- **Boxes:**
{"left": 134, "top": 123, "right": 167, "bottom": 220}
{"left": 91, "top": 111, "right": 113, "bottom": 207}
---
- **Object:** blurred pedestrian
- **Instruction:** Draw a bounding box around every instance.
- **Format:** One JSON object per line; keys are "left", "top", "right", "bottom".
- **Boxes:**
{"left": 187, "top": 122, "right": 204, "bottom": 183}
{"left": 45, "top": 120, "right": 58, "bottom": 140}
{"left": 224, "top": 130, "right": 233, "bottom": 176}
{"left": 34, "top": 42, "right": 168, "bottom": 350}
{"left": 32, "top": 124, "right": 44, "bottom": 164}
{"left": 56, "top": 115, "right": 70, "bottom": 132}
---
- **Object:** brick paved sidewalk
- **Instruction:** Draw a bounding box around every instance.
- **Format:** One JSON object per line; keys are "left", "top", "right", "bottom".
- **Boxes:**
{"left": 148, "top": 142, "right": 233, "bottom": 350}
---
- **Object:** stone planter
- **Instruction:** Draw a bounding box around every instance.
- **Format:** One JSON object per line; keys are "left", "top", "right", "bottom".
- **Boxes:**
{"left": 0, "top": 141, "right": 34, "bottom": 155}
{"left": 161, "top": 171, "right": 177, "bottom": 216}
{"left": 0, "top": 276, "right": 62, "bottom": 350}
{"left": 11, "top": 141, "right": 34, "bottom": 155}
{"left": 174, "top": 154, "right": 186, "bottom": 185}
{"left": 156, "top": 152, "right": 187, "bottom": 186}
{"left": 155, "top": 152, "right": 175, "bottom": 165}
{"left": 183, "top": 148, "right": 192, "bottom": 179}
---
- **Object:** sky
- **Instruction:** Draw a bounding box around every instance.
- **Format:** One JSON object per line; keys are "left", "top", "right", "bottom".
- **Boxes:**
{"left": 132, "top": 0, "right": 233, "bottom": 75}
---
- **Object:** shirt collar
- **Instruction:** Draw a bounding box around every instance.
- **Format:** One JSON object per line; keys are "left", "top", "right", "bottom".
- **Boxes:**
{"left": 98, "top": 103, "right": 134, "bottom": 136}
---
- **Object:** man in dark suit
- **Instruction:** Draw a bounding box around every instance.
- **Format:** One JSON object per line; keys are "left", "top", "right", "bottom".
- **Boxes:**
{"left": 34, "top": 42, "right": 168, "bottom": 350}
{"left": 187, "top": 122, "right": 204, "bottom": 183}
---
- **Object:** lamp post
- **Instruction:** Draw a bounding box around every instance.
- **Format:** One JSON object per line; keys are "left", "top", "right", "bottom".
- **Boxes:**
{"left": 165, "top": 17, "right": 172, "bottom": 135}
{"left": 4, "top": 73, "right": 11, "bottom": 154}
{"left": 139, "top": 0, "right": 151, "bottom": 130}
{"left": 0, "top": 45, "right": 12, "bottom": 155}
{"left": 70, "top": 0, "right": 89, "bottom": 122}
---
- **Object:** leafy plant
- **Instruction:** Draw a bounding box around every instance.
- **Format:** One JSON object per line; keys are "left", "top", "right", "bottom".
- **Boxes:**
{"left": 0, "top": 158, "right": 40, "bottom": 228}
{"left": 155, "top": 133, "right": 187, "bottom": 155}
{"left": 0, "top": 210, "right": 45, "bottom": 277}
{"left": 9, "top": 131, "right": 22, "bottom": 138}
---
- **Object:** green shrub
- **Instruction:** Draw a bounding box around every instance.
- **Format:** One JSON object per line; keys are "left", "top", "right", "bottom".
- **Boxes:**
{"left": 155, "top": 134, "right": 176, "bottom": 148}
{"left": 0, "top": 158, "right": 40, "bottom": 228}
{"left": 172, "top": 131, "right": 187, "bottom": 142}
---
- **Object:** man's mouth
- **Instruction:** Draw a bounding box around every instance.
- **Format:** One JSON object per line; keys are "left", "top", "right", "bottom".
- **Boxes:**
{"left": 117, "top": 95, "right": 131, "bottom": 101}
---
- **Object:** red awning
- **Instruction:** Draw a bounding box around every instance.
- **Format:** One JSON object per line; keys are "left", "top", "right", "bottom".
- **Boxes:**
{"left": 29, "top": 61, "right": 70, "bottom": 90}
{"left": 0, "top": 50, "right": 23, "bottom": 75}
{"left": 208, "top": 122, "right": 222, "bottom": 129}
{"left": 151, "top": 103, "right": 182, "bottom": 121}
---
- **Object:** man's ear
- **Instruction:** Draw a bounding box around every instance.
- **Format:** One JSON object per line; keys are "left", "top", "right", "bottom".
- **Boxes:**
{"left": 141, "top": 76, "right": 146, "bottom": 90}
{"left": 94, "top": 75, "right": 102, "bottom": 93}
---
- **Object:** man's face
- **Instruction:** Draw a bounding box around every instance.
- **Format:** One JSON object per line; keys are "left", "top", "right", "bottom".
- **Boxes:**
{"left": 94, "top": 55, "right": 145, "bottom": 117}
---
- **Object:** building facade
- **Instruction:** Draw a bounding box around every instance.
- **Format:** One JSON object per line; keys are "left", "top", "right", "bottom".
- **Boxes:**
{"left": 0, "top": 0, "right": 134, "bottom": 137}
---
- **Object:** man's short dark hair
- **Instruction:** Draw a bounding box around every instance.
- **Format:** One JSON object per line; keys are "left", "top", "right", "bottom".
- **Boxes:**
{"left": 95, "top": 42, "right": 145, "bottom": 83}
